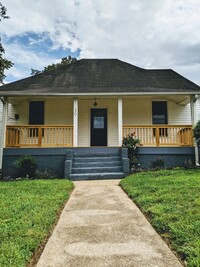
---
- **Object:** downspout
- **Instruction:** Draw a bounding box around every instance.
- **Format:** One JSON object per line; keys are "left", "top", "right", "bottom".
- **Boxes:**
{"left": 190, "top": 94, "right": 199, "bottom": 166}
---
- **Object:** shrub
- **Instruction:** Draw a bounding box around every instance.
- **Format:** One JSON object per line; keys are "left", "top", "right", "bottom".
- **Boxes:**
{"left": 152, "top": 158, "right": 165, "bottom": 169}
{"left": 193, "top": 120, "right": 200, "bottom": 146}
{"left": 35, "top": 168, "right": 56, "bottom": 179}
{"left": 122, "top": 133, "right": 140, "bottom": 168}
{"left": 13, "top": 155, "right": 37, "bottom": 178}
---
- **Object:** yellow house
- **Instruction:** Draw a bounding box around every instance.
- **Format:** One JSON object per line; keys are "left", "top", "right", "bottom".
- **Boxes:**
{"left": 0, "top": 59, "right": 200, "bottom": 179}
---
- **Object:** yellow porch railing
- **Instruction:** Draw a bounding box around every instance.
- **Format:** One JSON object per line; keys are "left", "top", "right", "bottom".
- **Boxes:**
{"left": 123, "top": 125, "right": 193, "bottom": 147}
{"left": 6, "top": 125, "right": 73, "bottom": 147}
{"left": 6, "top": 125, "right": 193, "bottom": 148}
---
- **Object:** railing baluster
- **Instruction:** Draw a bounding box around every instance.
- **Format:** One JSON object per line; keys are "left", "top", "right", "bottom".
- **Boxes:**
{"left": 122, "top": 125, "right": 193, "bottom": 147}
{"left": 5, "top": 125, "right": 193, "bottom": 148}
{"left": 6, "top": 125, "right": 74, "bottom": 147}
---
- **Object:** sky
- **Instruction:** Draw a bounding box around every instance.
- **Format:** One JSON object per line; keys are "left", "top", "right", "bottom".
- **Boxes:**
{"left": 1, "top": 0, "right": 200, "bottom": 85}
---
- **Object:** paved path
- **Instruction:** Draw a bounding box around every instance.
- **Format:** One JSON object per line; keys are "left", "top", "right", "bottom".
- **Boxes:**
{"left": 37, "top": 180, "right": 182, "bottom": 267}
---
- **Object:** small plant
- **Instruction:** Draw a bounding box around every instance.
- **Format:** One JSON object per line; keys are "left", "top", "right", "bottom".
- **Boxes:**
{"left": 35, "top": 168, "right": 56, "bottom": 179}
{"left": 122, "top": 132, "right": 140, "bottom": 168}
{"left": 184, "top": 158, "right": 194, "bottom": 169}
{"left": 152, "top": 158, "right": 165, "bottom": 169}
{"left": 193, "top": 120, "right": 200, "bottom": 146}
{"left": 13, "top": 155, "right": 37, "bottom": 178}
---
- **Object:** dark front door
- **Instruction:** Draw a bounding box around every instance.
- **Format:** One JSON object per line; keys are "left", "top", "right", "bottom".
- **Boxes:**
{"left": 91, "top": 108, "right": 107, "bottom": 146}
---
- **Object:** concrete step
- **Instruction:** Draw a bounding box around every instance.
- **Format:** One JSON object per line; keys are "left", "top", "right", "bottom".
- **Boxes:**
{"left": 72, "top": 166, "right": 123, "bottom": 174}
{"left": 73, "top": 152, "right": 120, "bottom": 158}
{"left": 73, "top": 156, "right": 121, "bottom": 163}
{"left": 73, "top": 161, "right": 122, "bottom": 168}
{"left": 70, "top": 172, "right": 125, "bottom": 181}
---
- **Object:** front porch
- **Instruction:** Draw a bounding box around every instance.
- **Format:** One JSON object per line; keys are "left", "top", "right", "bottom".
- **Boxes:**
{"left": 1, "top": 95, "right": 197, "bottom": 176}
{"left": 6, "top": 124, "right": 193, "bottom": 148}
{"left": 1, "top": 95, "right": 196, "bottom": 150}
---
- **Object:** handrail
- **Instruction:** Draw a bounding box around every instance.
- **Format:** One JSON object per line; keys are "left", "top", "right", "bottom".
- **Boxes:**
{"left": 6, "top": 125, "right": 73, "bottom": 148}
{"left": 123, "top": 125, "right": 193, "bottom": 147}
{"left": 6, "top": 124, "right": 193, "bottom": 148}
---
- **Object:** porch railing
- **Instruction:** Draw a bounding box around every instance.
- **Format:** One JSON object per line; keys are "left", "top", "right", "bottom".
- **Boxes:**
{"left": 6, "top": 124, "right": 193, "bottom": 148}
{"left": 123, "top": 125, "right": 193, "bottom": 147}
{"left": 6, "top": 125, "right": 73, "bottom": 147}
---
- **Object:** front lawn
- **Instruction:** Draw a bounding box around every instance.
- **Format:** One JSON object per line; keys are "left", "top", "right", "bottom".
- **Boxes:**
{"left": 0, "top": 179, "right": 74, "bottom": 267}
{"left": 120, "top": 169, "right": 200, "bottom": 267}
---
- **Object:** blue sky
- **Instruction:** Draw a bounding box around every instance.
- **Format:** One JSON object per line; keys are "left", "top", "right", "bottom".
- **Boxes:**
{"left": 1, "top": 0, "right": 200, "bottom": 85}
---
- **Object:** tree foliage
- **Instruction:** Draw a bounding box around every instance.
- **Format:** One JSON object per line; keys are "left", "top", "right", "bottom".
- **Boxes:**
{"left": 31, "top": 55, "right": 77, "bottom": 75}
{"left": 0, "top": 2, "right": 13, "bottom": 84}
{"left": 193, "top": 120, "right": 200, "bottom": 146}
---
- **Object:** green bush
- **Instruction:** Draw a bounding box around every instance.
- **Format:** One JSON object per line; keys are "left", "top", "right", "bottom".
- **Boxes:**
{"left": 193, "top": 120, "right": 200, "bottom": 146}
{"left": 35, "top": 168, "right": 56, "bottom": 179}
{"left": 122, "top": 133, "right": 140, "bottom": 168}
{"left": 152, "top": 158, "right": 165, "bottom": 169}
{"left": 13, "top": 155, "right": 37, "bottom": 178}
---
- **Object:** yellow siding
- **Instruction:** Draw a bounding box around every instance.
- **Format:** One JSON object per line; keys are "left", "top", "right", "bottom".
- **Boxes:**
{"left": 123, "top": 98, "right": 192, "bottom": 125}
{"left": 195, "top": 97, "right": 200, "bottom": 123}
{"left": 45, "top": 99, "right": 73, "bottom": 125}
{"left": 78, "top": 99, "right": 118, "bottom": 147}
{"left": 7, "top": 102, "right": 28, "bottom": 125}
{"left": 168, "top": 102, "right": 191, "bottom": 124}
{"left": 7, "top": 99, "right": 73, "bottom": 126}
{"left": 123, "top": 99, "right": 151, "bottom": 124}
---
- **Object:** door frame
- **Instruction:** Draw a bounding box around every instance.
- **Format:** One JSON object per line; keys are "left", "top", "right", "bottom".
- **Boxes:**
{"left": 90, "top": 108, "right": 108, "bottom": 146}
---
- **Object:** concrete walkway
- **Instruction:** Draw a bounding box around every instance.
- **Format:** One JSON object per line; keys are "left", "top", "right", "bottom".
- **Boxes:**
{"left": 37, "top": 180, "right": 182, "bottom": 267}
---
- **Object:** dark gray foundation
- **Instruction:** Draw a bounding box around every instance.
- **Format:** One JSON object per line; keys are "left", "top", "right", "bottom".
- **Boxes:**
{"left": 2, "top": 146, "right": 195, "bottom": 178}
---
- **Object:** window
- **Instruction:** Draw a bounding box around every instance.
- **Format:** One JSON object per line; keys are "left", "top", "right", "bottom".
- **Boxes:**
{"left": 152, "top": 101, "right": 168, "bottom": 136}
{"left": 29, "top": 101, "right": 44, "bottom": 125}
{"left": 29, "top": 101, "right": 44, "bottom": 137}
{"left": 152, "top": 101, "right": 168, "bottom": 124}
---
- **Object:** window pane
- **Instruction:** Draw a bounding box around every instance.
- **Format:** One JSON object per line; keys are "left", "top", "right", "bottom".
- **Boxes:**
{"left": 94, "top": 116, "right": 104, "bottom": 129}
{"left": 152, "top": 101, "right": 167, "bottom": 124}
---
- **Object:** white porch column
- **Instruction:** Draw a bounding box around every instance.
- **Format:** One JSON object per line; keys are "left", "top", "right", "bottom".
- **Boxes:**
{"left": 190, "top": 95, "right": 199, "bottom": 165}
{"left": 190, "top": 95, "right": 198, "bottom": 125}
{"left": 1, "top": 98, "right": 8, "bottom": 148}
{"left": 118, "top": 97, "right": 123, "bottom": 146}
{"left": 73, "top": 97, "right": 78, "bottom": 147}
{"left": 0, "top": 98, "right": 8, "bottom": 169}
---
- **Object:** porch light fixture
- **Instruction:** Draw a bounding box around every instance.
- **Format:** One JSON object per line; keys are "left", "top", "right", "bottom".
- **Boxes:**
{"left": 15, "top": 114, "right": 19, "bottom": 120}
{"left": 93, "top": 98, "right": 98, "bottom": 107}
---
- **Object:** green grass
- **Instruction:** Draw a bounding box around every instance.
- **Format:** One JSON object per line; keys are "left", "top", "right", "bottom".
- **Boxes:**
{"left": 0, "top": 179, "right": 74, "bottom": 267}
{"left": 120, "top": 169, "right": 200, "bottom": 267}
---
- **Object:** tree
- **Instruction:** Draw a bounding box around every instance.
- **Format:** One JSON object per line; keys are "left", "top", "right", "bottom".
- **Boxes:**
{"left": 0, "top": 3, "right": 13, "bottom": 84}
{"left": 193, "top": 120, "right": 200, "bottom": 147}
{"left": 31, "top": 55, "right": 77, "bottom": 75}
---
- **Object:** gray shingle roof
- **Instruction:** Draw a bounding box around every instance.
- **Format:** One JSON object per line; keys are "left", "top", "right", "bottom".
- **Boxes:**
{"left": 0, "top": 59, "right": 199, "bottom": 95}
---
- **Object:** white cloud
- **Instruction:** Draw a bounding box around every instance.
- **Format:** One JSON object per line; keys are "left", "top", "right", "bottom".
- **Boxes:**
{"left": 4, "top": 42, "right": 61, "bottom": 80}
{"left": 1, "top": 0, "right": 200, "bottom": 85}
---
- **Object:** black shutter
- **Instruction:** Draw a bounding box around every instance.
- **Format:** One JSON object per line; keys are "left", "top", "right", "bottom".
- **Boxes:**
{"left": 152, "top": 101, "right": 168, "bottom": 124}
{"left": 29, "top": 101, "right": 44, "bottom": 125}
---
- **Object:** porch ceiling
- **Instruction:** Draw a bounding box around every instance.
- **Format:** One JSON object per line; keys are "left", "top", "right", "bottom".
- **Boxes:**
{"left": 7, "top": 94, "right": 190, "bottom": 106}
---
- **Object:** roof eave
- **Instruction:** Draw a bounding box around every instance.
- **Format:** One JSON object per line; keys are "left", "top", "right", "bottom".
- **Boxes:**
{"left": 0, "top": 91, "right": 200, "bottom": 97}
